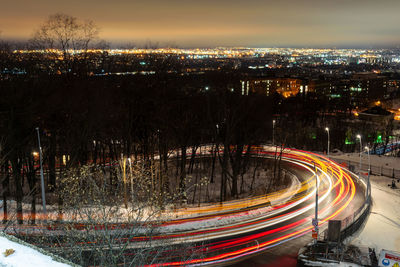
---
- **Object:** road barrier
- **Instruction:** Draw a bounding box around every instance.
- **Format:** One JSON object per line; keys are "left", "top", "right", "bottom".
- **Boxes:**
{"left": 321, "top": 162, "right": 372, "bottom": 243}
{"left": 339, "top": 194, "right": 371, "bottom": 242}
{"left": 332, "top": 158, "right": 400, "bottom": 179}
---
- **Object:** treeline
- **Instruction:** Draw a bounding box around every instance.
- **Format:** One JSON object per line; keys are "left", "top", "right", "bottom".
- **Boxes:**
{"left": 1, "top": 71, "right": 394, "bottom": 224}
{"left": 0, "top": 71, "right": 278, "bottom": 221}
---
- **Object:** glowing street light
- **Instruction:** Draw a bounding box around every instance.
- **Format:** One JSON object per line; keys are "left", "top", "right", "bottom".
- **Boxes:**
{"left": 325, "top": 127, "right": 330, "bottom": 158}
{"left": 272, "top": 119, "right": 276, "bottom": 147}
{"left": 356, "top": 134, "right": 362, "bottom": 177}
{"left": 35, "top": 127, "right": 47, "bottom": 223}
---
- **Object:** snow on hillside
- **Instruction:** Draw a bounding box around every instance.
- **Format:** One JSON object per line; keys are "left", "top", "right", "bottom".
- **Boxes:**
{"left": 0, "top": 234, "right": 71, "bottom": 267}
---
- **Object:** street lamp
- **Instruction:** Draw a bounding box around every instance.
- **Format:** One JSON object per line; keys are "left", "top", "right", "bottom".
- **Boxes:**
{"left": 312, "top": 162, "right": 319, "bottom": 244}
{"left": 35, "top": 127, "right": 47, "bottom": 223}
{"left": 325, "top": 127, "right": 330, "bottom": 158}
{"left": 127, "top": 157, "right": 134, "bottom": 200}
{"left": 272, "top": 119, "right": 276, "bottom": 147}
{"left": 365, "top": 146, "right": 371, "bottom": 198}
{"left": 356, "top": 134, "right": 362, "bottom": 175}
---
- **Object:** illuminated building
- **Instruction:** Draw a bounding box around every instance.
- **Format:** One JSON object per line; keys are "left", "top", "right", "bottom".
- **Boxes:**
{"left": 240, "top": 78, "right": 303, "bottom": 97}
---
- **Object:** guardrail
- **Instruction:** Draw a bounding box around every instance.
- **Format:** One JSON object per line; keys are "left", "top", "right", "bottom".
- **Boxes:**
{"left": 331, "top": 158, "right": 400, "bottom": 179}
{"left": 339, "top": 194, "right": 371, "bottom": 241}
{"left": 320, "top": 161, "right": 372, "bottom": 243}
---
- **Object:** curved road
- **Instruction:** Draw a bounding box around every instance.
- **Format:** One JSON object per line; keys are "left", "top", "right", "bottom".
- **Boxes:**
{"left": 127, "top": 147, "right": 367, "bottom": 266}
{"left": 14, "top": 146, "right": 367, "bottom": 266}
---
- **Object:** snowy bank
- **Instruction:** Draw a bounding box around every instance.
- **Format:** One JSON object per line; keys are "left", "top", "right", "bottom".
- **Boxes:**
{"left": 326, "top": 152, "right": 400, "bottom": 253}
{"left": 0, "top": 233, "right": 75, "bottom": 267}
{"left": 350, "top": 174, "right": 400, "bottom": 253}
{"left": 330, "top": 151, "right": 400, "bottom": 170}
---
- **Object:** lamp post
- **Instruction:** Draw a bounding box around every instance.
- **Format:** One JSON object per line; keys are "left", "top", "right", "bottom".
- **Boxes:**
{"left": 35, "top": 127, "right": 47, "bottom": 223}
{"left": 128, "top": 157, "right": 133, "bottom": 200}
{"left": 356, "top": 134, "right": 362, "bottom": 177}
{"left": 365, "top": 146, "right": 371, "bottom": 198}
{"left": 312, "top": 162, "right": 319, "bottom": 244}
{"left": 272, "top": 119, "right": 276, "bottom": 147}
{"left": 325, "top": 127, "right": 330, "bottom": 157}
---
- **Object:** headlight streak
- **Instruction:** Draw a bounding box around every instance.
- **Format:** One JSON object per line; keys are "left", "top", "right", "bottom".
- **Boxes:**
{"left": 18, "top": 147, "right": 360, "bottom": 265}
{"left": 132, "top": 158, "right": 330, "bottom": 247}
{"left": 10, "top": 147, "right": 364, "bottom": 267}
{"left": 145, "top": 148, "right": 362, "bottom": 267}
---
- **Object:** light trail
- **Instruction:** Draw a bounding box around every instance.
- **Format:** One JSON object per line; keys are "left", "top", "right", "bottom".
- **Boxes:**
{"left": 7, "top": 147, "right": 365, "bottom": 266}
{"left": 142, "top": 147, "right": 364, "bottom": 266}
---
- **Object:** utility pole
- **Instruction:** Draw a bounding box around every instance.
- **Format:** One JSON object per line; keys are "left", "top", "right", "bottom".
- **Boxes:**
{"left": 36, "top": 127, "right": 47, "bottom": 223}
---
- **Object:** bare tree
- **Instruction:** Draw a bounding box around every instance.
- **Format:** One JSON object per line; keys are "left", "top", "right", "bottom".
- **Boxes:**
{"left": 18, "top": 162, "right": 203, "bottom": 266}
{"left": 0, "top": 33, "right": 12, "bottom": 73}
{"left": 30, "top": 13, "right": 99, "bottom": 74}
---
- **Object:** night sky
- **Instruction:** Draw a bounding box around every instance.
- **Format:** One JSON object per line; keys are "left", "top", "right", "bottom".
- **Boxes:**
{"left": 1, "top": 0, "right": 400, "bottom": 48}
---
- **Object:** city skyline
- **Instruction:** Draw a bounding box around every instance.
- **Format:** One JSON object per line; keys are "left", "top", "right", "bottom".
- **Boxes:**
{"left": 2, "top": 0, "right": 400, "bottom": 48}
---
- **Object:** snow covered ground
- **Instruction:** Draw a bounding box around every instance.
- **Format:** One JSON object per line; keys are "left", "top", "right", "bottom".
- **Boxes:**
{"left": 350, "top": 173, "right": 400, "bottom": 253}
{"left": 0, "top": 233, "right": 72, "bottom": 267}
{"left": 328, "top": 151, "right": 400, "bottom": 254}
{"left": 330, "top": 151, "right": 400, "bottom": 170}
